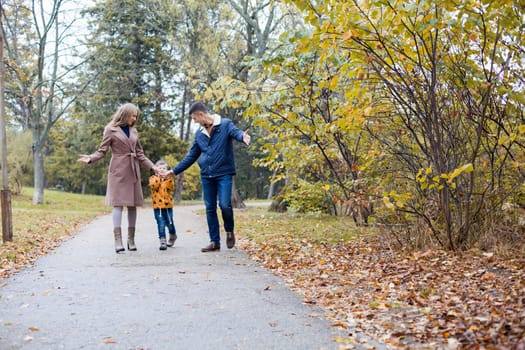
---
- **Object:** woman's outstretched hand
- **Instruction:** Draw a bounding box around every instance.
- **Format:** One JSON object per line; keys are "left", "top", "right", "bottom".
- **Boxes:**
{"left": 78, "top": 155, "right": 91, "bottom": 164}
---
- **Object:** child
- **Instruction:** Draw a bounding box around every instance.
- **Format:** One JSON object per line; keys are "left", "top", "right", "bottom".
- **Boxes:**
{"left": 149, "top": 160, "right": 177, "bottom": 250}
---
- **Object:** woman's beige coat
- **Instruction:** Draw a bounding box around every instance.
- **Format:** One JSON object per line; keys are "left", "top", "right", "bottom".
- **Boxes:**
{"left": 88, "top": 124, "right": 154, "bottom": 207}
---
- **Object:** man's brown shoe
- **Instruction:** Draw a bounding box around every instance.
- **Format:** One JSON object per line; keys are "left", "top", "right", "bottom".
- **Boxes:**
{"left": 226, "top": 231, "right": 235, "bottom": 249}
{"left": 201, "top": 242, "right": 220, "bottom": 252}
{"left": 167, "top": 233, "right": 177, "bottom": 247}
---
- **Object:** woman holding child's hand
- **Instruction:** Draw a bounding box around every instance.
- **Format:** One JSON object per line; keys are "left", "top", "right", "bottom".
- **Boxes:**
{"left": 78, "top": 103, "right": 160, "bottom": 253}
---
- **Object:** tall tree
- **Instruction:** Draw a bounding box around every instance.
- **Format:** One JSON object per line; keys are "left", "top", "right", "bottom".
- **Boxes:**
{"left": 225, "top": 0, "right": 277, "bottom": 205}
{"left": 167, "top": 0, "right": 225, "bottom": 201}
{"left": 2, "top": 0, "right": 34, "bottom": 129}
{"left": 76, "top": 0, "right": 186, "bottom": 196}
{"left": 239, "top": 30, "right": 377, "bottom": 217}
{"left": 202, "top": 0, "right": 292, "bottom": 202}
{"left": 3, "top": 0, "right": 88, "bottom": 204}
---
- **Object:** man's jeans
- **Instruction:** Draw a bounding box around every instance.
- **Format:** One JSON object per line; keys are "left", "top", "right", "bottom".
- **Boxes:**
{"left": 153, "top": 208, "right": 176, "bottom": 238}
{"left": 201, "top": 175, "right": 234, "bottom": 244}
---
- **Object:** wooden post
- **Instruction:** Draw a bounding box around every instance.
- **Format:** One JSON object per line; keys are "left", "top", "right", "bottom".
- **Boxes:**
{"left": 0, "top": 0, "right": 13, "bottom": 242}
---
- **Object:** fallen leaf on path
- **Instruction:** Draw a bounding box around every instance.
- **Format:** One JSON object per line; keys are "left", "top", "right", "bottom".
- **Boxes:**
{"left": 103, "top": 337, "right": 117, "bottom": 344}
{"left": 333, "top": 336, "right": 354, "bottom": 343}
{"left": 331, "top": 321, "right": 348, "bottom": 328}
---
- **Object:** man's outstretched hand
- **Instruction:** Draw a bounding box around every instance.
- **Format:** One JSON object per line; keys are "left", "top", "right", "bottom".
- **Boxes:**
{"left": 243, "top": 128, "right": 251, "bottom": 145}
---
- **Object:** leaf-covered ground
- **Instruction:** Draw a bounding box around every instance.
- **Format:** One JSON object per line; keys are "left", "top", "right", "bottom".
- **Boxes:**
{"left": 0, "top": 188, "right": 109, "bottom": 279}
{"left": 1, "top": 195, "right": 523, "bottom": 348}
{"left": 236, "top": 206, "right": 525, "bottom": 349}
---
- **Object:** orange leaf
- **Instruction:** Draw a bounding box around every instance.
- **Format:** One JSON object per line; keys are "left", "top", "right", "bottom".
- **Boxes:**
{"left": 330, "top": 321, "right": 348, "bottom": 328}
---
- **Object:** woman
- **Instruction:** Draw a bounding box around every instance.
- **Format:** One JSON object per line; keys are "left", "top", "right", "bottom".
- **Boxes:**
{"left": 78, "top": 103, "right": 161, "bottom": 253}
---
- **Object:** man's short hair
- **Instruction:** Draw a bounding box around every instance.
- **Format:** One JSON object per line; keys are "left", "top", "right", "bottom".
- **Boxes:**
{"left": 189, "top": 102, "right": 208, "bottom": 115}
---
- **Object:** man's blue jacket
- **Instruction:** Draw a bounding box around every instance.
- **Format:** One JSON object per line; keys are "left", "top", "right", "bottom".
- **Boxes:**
{"left": 173, "top": 116, "right": 245, "bottom": 178}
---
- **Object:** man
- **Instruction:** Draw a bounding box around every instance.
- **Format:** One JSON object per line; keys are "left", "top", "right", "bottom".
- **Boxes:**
{"left": 164, "top": 102, "right": 251, "bottom": 252}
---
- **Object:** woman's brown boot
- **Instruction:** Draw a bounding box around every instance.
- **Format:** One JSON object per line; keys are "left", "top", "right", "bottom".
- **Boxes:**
{"left": 127, "top": 227, "right": 137, "bottom": 251}
{"left": 113, "top": 227, "right": 125, "bottom": 253}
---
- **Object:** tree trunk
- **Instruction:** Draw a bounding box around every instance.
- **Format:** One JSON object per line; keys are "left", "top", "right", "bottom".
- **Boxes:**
{"left": 231, "top": 176, "right": 245, "bottom": 209}
{"left": 267, "top": 167, "right": 278, "bottom": 199}
{"left": 32, "top": 141, "right": 45, "bottom": 204}
{"left": 174, "top": 172, "right": 184, "bottom": 202}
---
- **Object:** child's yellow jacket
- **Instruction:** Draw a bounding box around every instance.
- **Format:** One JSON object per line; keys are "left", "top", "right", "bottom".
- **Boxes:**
{"left": 149, "top": 175, "right": 174, "bottom": 209}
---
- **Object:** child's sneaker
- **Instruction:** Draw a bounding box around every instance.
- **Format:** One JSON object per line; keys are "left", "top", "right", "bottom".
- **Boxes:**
{"left": 159, "top": 238, "right": 167, "bottom": 251}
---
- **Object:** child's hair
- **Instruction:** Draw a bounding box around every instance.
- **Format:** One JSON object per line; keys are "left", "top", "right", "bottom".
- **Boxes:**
{"left": 155, "top": 159, "right": 169, "bottom": 169}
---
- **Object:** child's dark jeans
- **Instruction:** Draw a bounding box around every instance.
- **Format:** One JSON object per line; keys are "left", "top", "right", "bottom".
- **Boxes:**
{"left": 153, "top": 208, "right": 176, "bottom": 238}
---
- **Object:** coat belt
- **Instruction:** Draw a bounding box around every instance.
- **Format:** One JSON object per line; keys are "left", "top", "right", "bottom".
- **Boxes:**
{"left": 127, "top": 152, "right": 140, "bottom": 182}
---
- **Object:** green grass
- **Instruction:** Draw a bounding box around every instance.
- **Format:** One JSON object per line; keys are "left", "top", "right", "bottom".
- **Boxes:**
{"left": 5, "top": 187, "right": 110, "bottom": 239}
{"left": 235, "top": 205, "right": 361, "bottom": 245}
{"left": 13, "top": 187, "right": 109, "bottom": 212}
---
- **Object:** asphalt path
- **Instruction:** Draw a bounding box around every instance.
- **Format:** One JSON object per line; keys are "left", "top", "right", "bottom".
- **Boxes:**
{"left": 0, "top": 204, "right": 354, "bottom": 350}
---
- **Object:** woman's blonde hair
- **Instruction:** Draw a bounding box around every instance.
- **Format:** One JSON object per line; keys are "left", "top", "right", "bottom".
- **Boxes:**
{"left": 111, "top": 103, "right": 139, "bottom": 127}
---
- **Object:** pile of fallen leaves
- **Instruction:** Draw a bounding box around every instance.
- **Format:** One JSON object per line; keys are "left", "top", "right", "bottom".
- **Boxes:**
{"left": 237, "top": 210, "right": 525, "bottom": 349}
